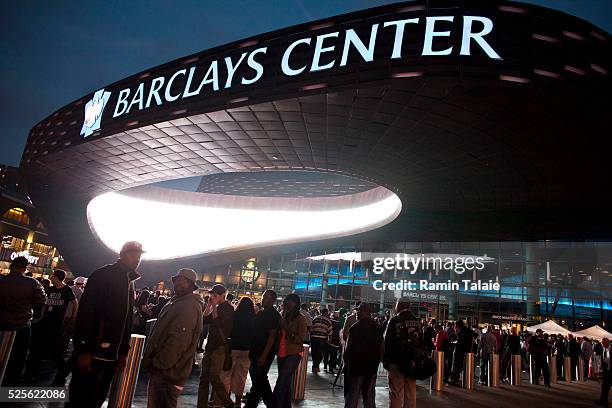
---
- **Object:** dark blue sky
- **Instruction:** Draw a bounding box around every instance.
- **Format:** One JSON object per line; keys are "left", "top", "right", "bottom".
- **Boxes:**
{"left": 1, "top": 0, "right": 611, "bottom": 167}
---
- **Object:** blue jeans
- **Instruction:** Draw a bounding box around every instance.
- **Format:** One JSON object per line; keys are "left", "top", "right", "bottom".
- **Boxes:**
{"left": 271, "top": 354, "right": 301, "bottom": 408}
{"left": 344, "top": 374, "right": 376, "bottom": 408}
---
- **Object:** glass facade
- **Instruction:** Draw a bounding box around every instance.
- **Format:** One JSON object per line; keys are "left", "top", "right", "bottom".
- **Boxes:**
{"left": 198, "top": 241, "right": 612, "bottom": 330}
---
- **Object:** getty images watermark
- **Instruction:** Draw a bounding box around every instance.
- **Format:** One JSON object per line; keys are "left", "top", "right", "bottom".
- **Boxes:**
{"left": 371, "top": 254, "right": 500, "bottom": 291}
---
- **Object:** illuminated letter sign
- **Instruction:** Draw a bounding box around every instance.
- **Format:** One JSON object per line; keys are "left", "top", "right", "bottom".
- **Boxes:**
{"left": 103, "top": 14, "right": 502, "bottom": 124}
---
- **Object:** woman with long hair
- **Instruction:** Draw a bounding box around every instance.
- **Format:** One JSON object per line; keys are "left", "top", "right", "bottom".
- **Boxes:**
{"left": 220, "top": 296, "right": 256, "bottom": 407}
{"left": 270, "top": 293, "right": 307, "bottom": 408}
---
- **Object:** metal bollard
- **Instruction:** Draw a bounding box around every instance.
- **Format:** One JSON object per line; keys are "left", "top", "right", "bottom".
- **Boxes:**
{"left": 577, "top": 356, "right": 585, "bottom": 382}
{"left": 0, "top": 331, "right": 17, "bottom": 385}
{"left": 510, "top": 354, "right": 521, "bottom": 385}
{"left": 563, "top": 357, "right": 571, "bottom": 382}
{"left": 463, "top": 352, "right": 475, "bottom": 389}
{"left": 488, "top": 354, "right": 499, "bottom": 387}
{"left": 548, "top": 356, "right": 557, "bottom": 384}
{"left": 108, "top": 334, "right": 146, "bottom": 408}
{"left": 145, "top": 319, "right": 157, "bottom": 338}
{"left": 430, "top": 351, "right": 444, "bottom": 392}
{"left": 529, "top": 354, "right": 537, "bottom": 384}
{"left": 291, "top": 344, "right": 309, "bottom": 401}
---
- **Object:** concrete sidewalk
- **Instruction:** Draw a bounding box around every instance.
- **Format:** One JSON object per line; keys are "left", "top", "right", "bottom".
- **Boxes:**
{"left": 14, "top": 354, "right": 608, "bottom": 407}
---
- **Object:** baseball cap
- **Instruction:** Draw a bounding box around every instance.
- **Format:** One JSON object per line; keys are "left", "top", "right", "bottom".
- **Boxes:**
{"left": 75, "top": 276, "right": 87, "bottom": 284}
{"left": 171, "top": 268, "right": 200, "bottom": 291}
{"left": 120, "top": 241, "right": 145, "bottom": 254}
{"left": 209, "top": 284, "right": 227, "bottom": 295}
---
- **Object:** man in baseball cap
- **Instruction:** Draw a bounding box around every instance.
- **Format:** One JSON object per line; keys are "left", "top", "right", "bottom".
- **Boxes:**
{"left": 120, "top": 241, "right": 146, "bottom": 255}
{"left": 171, "top": 268, "right": 200, "bottom": 292}
{"left": 143, "top": 268, "right": 203, "bottom": 407}
{"left": 68, "top": 241, "right": 144, "bottom": 407}
{"left": 208, "top": 283, "right": 227, "bottom": 296}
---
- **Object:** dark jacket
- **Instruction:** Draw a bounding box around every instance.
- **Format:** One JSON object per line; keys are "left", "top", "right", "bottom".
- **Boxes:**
{"left": 73, "top": 260, "right": 140, "bottom": 361}
{"left": 142, "top": 293, "right": 203, "bottom": 385}
{"left": 230, "top": 309, "right": 255, "bottom": 351}
{"left": 383, "top": 309, "right": 422, "bottom": 374}
{"left": 203, "top": 301, "right": 234, "bottom": 352}
{"left": 345, "top": 316, "right": 382, "bottom": 376}
{"left": 568, "top": 338, "right": 581, "bottom": 358}
{"left": 505, "top": 334, "right": 521, "bottom": 354}
{"left": 0, "top": 272, "right": 47, "bottom": 330}
{"left": 423, "top": 325, "right": 436, "bottom": 350}
{"left": 554, "top": 338, "right": 566, "bottom": 356}
{"left": 528, "top": 335, "right": 548, "bottom": 357}
{"left": 455, "top": 327, "right": 474, "bottom": 354}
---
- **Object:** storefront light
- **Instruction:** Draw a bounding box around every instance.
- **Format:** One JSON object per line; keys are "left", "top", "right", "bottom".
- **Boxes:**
{"left": 87, "top": 189, "right": 401, "bottom": 260}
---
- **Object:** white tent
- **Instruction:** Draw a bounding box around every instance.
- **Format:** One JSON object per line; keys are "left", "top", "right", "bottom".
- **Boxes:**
{"left": 573, "top": 325, "right": 612, "bottom": 341}
{"left": 526, "top": 320, "right": 572, "bottom": 336}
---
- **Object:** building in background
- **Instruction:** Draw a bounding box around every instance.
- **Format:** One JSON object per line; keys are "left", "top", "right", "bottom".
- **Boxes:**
{"left": 199, "top": 241, "right": 612, "bottom": 331}
{"left": 15, "top": 1, "right": 612, "bottom": 332}
{"left": 0, "top": 165, "right": 70, "bottom": 278}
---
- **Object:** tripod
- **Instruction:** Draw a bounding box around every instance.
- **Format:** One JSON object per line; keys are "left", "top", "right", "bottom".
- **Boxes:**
{"left": 332, "top": 360, "right": 344, "bottom": 389}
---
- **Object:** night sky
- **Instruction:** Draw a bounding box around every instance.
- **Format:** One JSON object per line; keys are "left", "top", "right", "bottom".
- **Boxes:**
{"left": 1, "top": 0, "right": 611, "bottom": 169}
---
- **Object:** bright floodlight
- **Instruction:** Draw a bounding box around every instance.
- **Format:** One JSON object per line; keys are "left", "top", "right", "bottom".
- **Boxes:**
{"left": 87, "top": 187, "right": 401, "bottom": 260}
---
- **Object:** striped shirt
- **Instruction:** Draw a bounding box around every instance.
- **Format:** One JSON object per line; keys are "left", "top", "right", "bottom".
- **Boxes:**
{"left": 311, "top": 315, "right": 332, "bottom": 340}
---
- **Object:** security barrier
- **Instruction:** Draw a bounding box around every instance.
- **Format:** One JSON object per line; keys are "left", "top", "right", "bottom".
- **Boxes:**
{"left": 108, "top": 334, "right": 146, "bottom": 408}
{"left": 430, "top": 351, "right": 444, "bottom": 392}
{"left": 564, "top": 357, "right": 572, "bottom": 382}
{"left": 291, "top": 344, "right": 309, "bottom": 401}
{"left": 510, "top": 354, "right": 521, "bottom": 385}
{"left": 145, "top": 319, "right": 157, "bottom": 338}
{"left": 488, "top": 354, "right": 499, "bottom": 387}
{"left": 0, "top": 330, "right": 16, "bottom": 385}
{"left": 548, "top": 356, "right": 557, "bottom": 384}
{"left": 463, "top": 352, "right": 475, "bottom": 389}
{"left": 577, "top": 356, "right": 585, "bottom": 382}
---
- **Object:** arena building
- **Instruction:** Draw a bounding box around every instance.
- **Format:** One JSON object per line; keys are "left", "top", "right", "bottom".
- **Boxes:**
{"left": 19, "top": 0, "right": 611, "bottom": 327}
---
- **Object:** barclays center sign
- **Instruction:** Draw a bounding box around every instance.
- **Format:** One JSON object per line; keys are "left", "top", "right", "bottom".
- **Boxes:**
{"left": 81, "top": 15, "right": 503, "bottom": 137}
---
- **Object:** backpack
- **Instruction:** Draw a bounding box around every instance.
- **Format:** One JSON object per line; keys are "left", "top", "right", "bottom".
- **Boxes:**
{"left": 405, "top": 348, "right": 437, "bottom": 380}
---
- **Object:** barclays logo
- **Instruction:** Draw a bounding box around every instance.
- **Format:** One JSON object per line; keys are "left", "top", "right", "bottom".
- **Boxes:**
{"left": 80, "top": 88, "right": 111, "bottom": 137}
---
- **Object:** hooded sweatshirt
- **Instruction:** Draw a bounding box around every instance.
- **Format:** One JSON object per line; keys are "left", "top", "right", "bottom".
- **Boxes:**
{"left": 142, "top": 292, "right": 204, "bottom": 385}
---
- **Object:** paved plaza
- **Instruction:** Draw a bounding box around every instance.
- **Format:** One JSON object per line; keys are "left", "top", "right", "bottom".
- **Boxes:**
{"left": 15, "top": 353, "right": 608, "bottom": 408}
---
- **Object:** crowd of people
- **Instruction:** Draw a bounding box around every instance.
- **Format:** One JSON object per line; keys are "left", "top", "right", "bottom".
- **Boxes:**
{"left": 0, "top": 240, "right": 610, "bottom": 408}
{"left": 419, "top": 319, "right": 611, "bottom": 390}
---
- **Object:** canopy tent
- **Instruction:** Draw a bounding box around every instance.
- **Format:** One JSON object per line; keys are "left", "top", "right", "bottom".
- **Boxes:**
{"left": 573, "top": 325, "right": 612, "bottom": 341}
{"left": 526, "top": 320, "right": 572, "bottom": 336}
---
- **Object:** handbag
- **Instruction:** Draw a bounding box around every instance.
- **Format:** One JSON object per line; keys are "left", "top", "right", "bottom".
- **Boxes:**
{"left": 402, "top": 346, "right": 437, "bottom": 380}
{"left": 219, "top": 327, "right": 233, "bottom": 371}
{"left": 412, "top": 353, "right": 437, "bottom": 380}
